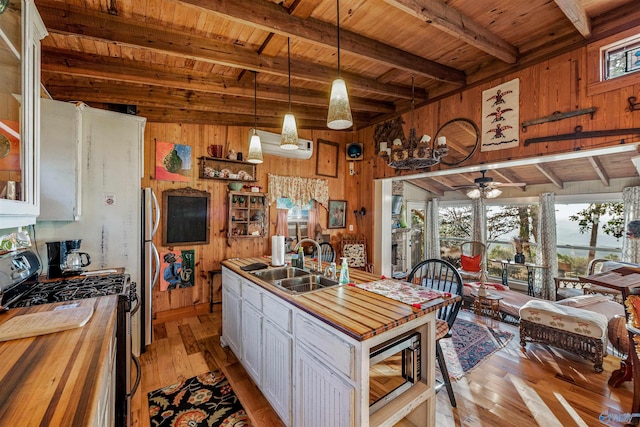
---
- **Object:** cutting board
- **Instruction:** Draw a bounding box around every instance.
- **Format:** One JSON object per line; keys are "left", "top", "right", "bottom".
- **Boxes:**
{"left": 0, "top": 306, "right": 94, "bottom": 342}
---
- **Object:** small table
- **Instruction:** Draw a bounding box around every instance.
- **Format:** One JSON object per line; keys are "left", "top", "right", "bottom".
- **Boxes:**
{"left": 491, "top": 259, "right": 548, "bottom": 296}
{"left": 471, "top": 292, "right": 503, "bottom": 320}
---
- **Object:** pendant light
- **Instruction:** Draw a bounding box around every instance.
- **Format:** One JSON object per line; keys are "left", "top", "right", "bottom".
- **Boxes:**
{"left": 327, "top": 0, "right": 353, "bottom": 130}
{"left": 247, "top": 71, "right": 263, "bottom": 164}
{"left": 281, "top": 37, "right": 299, "bottom": 150}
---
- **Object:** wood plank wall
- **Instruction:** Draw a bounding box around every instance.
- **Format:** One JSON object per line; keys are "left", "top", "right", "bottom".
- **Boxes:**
{"left": 145, "top": 39, "right": 640, "bottom": 315}
{"left": 364, "top": 45, "right": 640, "bottom": 181}
{"left": 142, "top": 125, "right": 356, "bottom": 313}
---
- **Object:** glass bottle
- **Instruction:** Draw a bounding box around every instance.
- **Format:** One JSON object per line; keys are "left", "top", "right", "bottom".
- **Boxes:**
{"left": 339, "top": 257, "right": 350, "bottom": 285}
{"left": 298, "top": 246, "right": 305, "bottom": 269}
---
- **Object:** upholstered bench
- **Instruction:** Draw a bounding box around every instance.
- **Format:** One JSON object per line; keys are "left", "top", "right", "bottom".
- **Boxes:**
{"left": 519, "top": 300, "right": 608, "bottom": 372}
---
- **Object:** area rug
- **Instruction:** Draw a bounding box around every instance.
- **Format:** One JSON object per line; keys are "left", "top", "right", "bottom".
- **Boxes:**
{"left": 439, "top": 318, "right": 514, "bottom": 380}
{"left": 148, "top": 371, "right": 250, "bottom": 427}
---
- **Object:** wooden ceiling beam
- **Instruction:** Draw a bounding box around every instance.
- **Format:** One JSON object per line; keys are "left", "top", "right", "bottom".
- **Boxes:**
{"left": 554, "top": 0, "right": 592, "bottom": 38}
{"left": 180, "top": 0, "right": 466, "bottom": 84}
{"left": 42, "top": 78, "right": 374, "bottom": 124}
{"left": 40, "top": 48, "right": 395, "bottom": 114}
{"left": 384, "top": 0, "right": 518, "bottom": 64}
{"left": 492, "top": 170, "right": 525, "bottom": 191}
{"left": 535, "top": 164, "right": 564, "bottom": 189}
{"left": 35, "top": 1, "right": 421, "bottom": 100}
{"left": 587, "top": 156, "right": 610, "bottom": 186}
{"left": 134, "top": 106, "right": 328, "bottom": 128}
{"left": 426, "top": 176, "right": 457, "bottom": 191}
{"left": 406, "top": 179, "right": 445, "bottom": 196}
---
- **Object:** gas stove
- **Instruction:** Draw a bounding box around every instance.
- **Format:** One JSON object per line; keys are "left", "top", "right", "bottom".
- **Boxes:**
{"left": 5, "top": 273, "right": 130, "bottom": 308}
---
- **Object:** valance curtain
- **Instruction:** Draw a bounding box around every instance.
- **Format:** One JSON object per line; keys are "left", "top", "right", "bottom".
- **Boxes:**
{"left": 534, "top": 192, "right": 558, "bottom": 300}
{"left": 426, "top": 198, "right": 440, "bottom": 259}
{"left": 622, "top": 186, "right": 640, "bottom": 264}
{"left": 268, "top": 174, "right": 329, "bottom": 209}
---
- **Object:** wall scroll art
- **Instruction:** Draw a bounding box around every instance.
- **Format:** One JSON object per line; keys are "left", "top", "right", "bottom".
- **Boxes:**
{"left": 155, "top": 140, "right": 192, "bottom": 182}
{"left": 481, "top": 78, "right": 519, "bottom": 152}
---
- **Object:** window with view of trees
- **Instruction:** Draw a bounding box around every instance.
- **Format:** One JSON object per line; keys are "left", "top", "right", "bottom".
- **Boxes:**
{"left": 439, "top": 200, "right": 624, "bottom": 285}
{"left": 603, "top": 34, "right": 640, "bottom": 80}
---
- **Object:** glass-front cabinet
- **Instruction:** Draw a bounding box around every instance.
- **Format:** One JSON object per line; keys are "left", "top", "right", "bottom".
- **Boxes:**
{"left": 0, "top": 0, "right": 47, "bottom": 228}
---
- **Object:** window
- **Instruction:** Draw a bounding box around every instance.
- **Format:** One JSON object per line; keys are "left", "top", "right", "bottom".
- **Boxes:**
{"left": 277, "top": 198, "right": 312, "bottom": 240}
{"left": 438, "top": 200, "right": 624, "bottom": 287}
{"left": 602, "top": 34, "right": 640, "bottom": 80}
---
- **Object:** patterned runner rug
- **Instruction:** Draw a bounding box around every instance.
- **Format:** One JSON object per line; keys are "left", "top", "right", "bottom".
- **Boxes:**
{"left": 148, "top": 370, "right": 250, "bottom": 426}
{"left": 439, "top": 318, "right": 514, "bottom": 380}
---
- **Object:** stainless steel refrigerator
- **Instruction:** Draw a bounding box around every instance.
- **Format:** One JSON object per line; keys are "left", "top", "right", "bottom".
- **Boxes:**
{"left": 142, "top": 187, "right": 160, "bottom": 352}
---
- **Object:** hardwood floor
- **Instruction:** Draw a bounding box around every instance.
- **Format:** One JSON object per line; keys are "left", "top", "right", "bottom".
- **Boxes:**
{"left": 131, "top": 305, "right": 634, "bottom": 427}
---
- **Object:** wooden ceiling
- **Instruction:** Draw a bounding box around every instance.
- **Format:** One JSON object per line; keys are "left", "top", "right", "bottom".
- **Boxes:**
{"left": 35, "top": 0, "right": 639, "bottom": 130}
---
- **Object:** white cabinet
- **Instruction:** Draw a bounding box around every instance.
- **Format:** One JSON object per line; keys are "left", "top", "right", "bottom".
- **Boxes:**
{"left": 295, "top": 345, "right": 355, "bottom": 427}
{"left": 262, "top": 294, "right": 293, "bottom": 425}
{"left": 241, "top": 297, "right": 262, "bottom": 385}
{"left": 39, "top": 99, "right": 81, "bottom": 221}
{"left": 0, "top": 0, "right": 47, "bottom": 228}
{"left": 221, "top": 268, "right": 242, "bottom": 357}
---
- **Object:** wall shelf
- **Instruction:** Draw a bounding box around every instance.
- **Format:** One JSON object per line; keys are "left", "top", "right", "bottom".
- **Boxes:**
{"left": 228, "top": 191, "right": 268, "bottom": 238}
{"left": 198, "top": 156, "right": 257, "bottom": 182}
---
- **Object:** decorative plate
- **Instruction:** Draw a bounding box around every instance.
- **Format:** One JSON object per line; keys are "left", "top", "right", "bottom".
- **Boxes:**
{"left": 219, "top": 168, "right": 231, "bottom": 178}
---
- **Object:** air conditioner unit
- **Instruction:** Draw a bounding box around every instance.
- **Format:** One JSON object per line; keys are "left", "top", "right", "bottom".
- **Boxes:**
{"left": 248, "top": 128, "right": 313, "bottom": 160}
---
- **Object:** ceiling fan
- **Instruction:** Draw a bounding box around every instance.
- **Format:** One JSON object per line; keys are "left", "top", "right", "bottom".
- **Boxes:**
{"left": 455, "top": 170, "right": 526, "bottom": 199}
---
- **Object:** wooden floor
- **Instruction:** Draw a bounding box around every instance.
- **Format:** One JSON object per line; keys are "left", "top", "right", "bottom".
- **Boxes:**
{"left": 131, "top": 306, "right": 634, "bottom": 427}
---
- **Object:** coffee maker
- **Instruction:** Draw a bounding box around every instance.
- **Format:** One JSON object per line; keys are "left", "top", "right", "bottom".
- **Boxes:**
{"left": 46, "top": 239, "right": 92, "bottom": 278}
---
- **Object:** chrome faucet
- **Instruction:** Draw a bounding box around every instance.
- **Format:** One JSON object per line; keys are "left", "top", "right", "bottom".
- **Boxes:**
{"left": 324, "top": 262, "right": 337, "bottom": 280}
{"left": 293, "top": 238, "right": 322, "bottom": 272}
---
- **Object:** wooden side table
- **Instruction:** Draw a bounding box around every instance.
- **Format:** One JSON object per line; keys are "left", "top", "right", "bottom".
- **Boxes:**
{"left": 471, "top": 292, "right": 503, "bottom": 320}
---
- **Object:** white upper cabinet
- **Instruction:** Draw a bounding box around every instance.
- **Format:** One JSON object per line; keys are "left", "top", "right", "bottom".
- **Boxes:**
{"left": 0, "top": 0, "right": 47, "bottom": 229}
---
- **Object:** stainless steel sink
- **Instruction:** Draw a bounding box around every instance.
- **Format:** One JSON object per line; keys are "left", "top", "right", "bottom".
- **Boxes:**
{"left": 276, "top": 275, "right": 340, "bottom": 294}
{"left": 252, "top": 267, "right": 310, "bottom": 281}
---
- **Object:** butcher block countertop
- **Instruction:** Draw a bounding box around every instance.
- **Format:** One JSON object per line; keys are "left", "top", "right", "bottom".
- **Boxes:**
{"left": 222, "top": 257, "right": 460, "bottom": 341}
{"left": 0, "top": 296, "right": 117, "bottom": 426}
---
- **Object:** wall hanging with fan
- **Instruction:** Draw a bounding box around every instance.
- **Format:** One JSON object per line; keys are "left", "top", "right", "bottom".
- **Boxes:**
{"left": 454, "top": 170, "right": 526, "bottom": 199}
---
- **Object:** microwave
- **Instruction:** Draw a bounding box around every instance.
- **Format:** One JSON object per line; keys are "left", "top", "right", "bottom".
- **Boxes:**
{"left": 369, "top": 331, "right": 421, "bottom": 414}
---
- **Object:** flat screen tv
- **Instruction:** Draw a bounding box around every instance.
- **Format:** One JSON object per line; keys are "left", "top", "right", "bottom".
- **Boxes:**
{"left": 392, "top": 195, "right": 403, "bottom": 215}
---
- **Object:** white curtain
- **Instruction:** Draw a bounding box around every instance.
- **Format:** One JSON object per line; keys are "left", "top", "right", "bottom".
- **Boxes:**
{"left": 535, "top": 192, "right": 558, "bottom": 300}
{"left": 622, "top": 186, "right": 640, "bottom": 264}
{"left": 426, "top": 198, "right": 440, "bottom": 259}
{"left": 471, "top": 197, "right": 486, "bottom": 244}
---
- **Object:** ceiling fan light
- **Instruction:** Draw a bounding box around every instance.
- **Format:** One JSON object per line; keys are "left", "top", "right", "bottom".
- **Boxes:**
{"left": 247, "top": 133, "right": 263, "bottom": 163}
{"left": 280, "top": 113, "right": 299, "bottom": 150}
{"left": 327, "top": 78, "right": 353, "bottom": 130}
{"left": 486, "top": 188, "right": 502, "bottom": 198}
{"left": 466, "top": 188, "right": 481, "bottom": 199}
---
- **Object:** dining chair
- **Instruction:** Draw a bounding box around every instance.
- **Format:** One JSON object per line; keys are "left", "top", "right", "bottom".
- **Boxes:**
{"left": 317, "top": 242, "right": 336, "bottom": 263}
{"left": 458, "top": 241, "right": 486, "bottom": 282}
{"left": 407, "top": 258, "right": 463, "bottom": 407}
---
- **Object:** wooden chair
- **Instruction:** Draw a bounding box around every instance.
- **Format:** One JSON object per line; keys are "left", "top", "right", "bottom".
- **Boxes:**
{"left": 340, "top": 237, "right": 374, "bottom": 272}
{"left": 316, "top": 242, "right": 336, "bottom": 263}
{"left": 407, "top": 258, "right": 463, "bottom": 407}
{"left": 458, "top": 241, "right": 486, "bottom": 281}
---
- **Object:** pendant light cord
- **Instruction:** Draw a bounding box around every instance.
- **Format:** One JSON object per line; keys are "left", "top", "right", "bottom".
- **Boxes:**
{"left": 336, "top": 0, "right": 341, "bottom": 76}
{"left": 287, "top": 37, "right": 292, "bottom": 112}
{"left": 254, "top": 71, "right": 258, "bottom": 130}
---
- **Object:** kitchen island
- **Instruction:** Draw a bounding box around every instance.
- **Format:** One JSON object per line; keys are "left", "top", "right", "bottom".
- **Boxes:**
{"left": 0, "top": 296, "right": 118, "bottom": 426}
{"left": 221, "top": 257, "right": 460, "bottom": 427}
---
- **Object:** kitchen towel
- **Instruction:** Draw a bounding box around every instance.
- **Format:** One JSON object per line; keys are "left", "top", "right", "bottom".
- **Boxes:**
{"left": 272, "top": 235, "right": 285, "bottom": 266}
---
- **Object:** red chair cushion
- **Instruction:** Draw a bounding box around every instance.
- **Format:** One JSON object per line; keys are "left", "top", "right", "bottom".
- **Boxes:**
{"left": 460, "top": 254, "right": 481, "bottom": 272}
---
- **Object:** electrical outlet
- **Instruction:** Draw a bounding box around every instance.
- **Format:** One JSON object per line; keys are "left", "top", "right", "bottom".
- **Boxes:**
{"left": 349, "top": 224, "right": 354, "bottom": 231}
